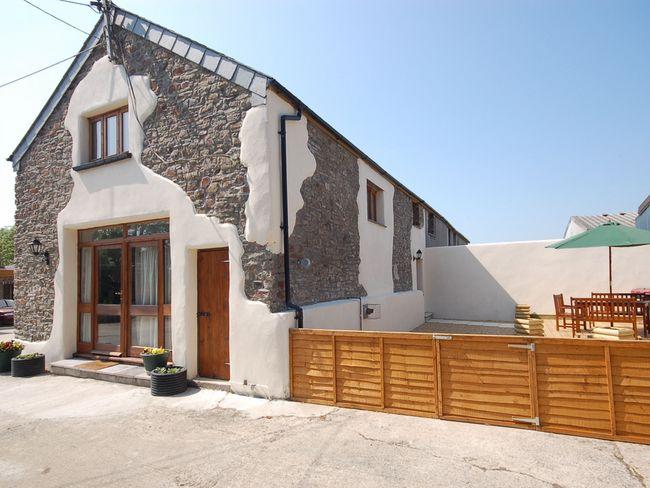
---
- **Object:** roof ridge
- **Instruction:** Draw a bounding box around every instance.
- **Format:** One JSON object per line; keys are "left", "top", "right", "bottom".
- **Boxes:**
{"left": 112, "top": 6, "right": 269, "bottom": 101}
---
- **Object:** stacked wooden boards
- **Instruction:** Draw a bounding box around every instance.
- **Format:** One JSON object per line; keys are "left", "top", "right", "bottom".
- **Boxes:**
{"left": 514, "top": 304, "right": 544, "bottom": 336}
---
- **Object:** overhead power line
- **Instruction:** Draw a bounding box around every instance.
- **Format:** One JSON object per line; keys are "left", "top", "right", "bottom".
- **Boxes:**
{"left": 0, "top": 44, "right": 98, "bottom": 89}
{"left": 21, "top": 0, "right": 98, "bottom": 38}
{"left": 55, "top": 0, "right": 95, "bottom": 7}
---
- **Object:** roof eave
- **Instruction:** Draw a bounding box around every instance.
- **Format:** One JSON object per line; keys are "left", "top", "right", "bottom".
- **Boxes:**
{"left": 267, "top": 79, "right": 469, "bottom": 243}
{"left": 7, "top": 16, "right": 105, "bottom": 170}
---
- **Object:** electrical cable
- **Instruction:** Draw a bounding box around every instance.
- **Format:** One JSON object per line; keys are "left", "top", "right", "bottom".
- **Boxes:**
{"left": 21, "top": 0, "right": 98, "bottom": 37}
{"left": 0, "top": 44, "right": 98, "bottom": 89}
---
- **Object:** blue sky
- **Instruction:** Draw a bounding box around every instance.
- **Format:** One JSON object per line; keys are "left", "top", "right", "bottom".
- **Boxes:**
{"left": 0, "top": 0, "right": 648, "bottom": 242}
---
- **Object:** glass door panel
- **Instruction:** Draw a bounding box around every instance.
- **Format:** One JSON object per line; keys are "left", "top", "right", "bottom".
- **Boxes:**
{"left": 96, "top": 247, "right": 122, "bottom": 351}
{"left": 129, "top": 243, "right": 159, "bottom": 354}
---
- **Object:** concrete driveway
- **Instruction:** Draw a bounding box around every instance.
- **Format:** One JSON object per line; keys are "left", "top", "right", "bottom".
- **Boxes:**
{"left": 1, "top": 374, "right": 649, "bottom": 488}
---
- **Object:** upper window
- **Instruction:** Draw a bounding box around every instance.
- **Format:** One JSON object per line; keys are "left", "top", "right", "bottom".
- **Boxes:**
{"left": 367, "top": 181, "right": 384, "bottom": 224}
{"left": 412, "top": 203, "right": 421, "bottom": 227}
{"left": 89, "top": 106, "right": 129, "bottom": 161}
{"left": 427, "top": 212, "right": 435, "bottom": 236}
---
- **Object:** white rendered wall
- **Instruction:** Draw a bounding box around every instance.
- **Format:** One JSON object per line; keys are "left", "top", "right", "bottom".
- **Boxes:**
{"left": 21, "top": 57, "right": 296, "bottom": 399}
{"left": 424, "top": 240, "right": 650, "bottom": 323}
{"left": 357, "top": 159, "right": 395, "bottom": 296}
{"left": 241, "top": 90, "right": 316, "bottom": 253}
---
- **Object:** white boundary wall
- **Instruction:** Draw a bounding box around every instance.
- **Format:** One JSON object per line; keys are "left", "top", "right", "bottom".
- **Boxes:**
{"left": 424, "top": 240, "right": 650, "bottom": 323}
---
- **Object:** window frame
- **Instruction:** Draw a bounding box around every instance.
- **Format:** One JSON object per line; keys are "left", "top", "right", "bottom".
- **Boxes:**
{"left": 88, "top": 106, "right": 129, "bottom": 162}
{"left": 367, "top": 180, "right": 382, "bottom": 224}
{"left": 412, "top": 202, "right": 421, "bottom": 227}
{"left": 427, "top": 211, "right": 435, "bottom": 237}
{"left": 77, "top": 218, "right": 171, "bottom": 358}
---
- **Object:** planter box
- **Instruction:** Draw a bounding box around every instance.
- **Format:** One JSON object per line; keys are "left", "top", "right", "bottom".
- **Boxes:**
{"left": 141, "top": 352, "right": 169, "bottom": 374}
{"left": 0, "top": 349, "right": 21, "bottom": 373}
{"left": 150, "top": 367, "right": 187, "bottom": 396}
{"left": 11, "top": 355, "right": 45, "bottom": 377}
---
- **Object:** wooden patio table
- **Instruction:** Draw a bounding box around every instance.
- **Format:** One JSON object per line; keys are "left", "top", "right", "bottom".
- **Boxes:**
{"left": 570, "top": 297, "right": 640, "bottom": 338}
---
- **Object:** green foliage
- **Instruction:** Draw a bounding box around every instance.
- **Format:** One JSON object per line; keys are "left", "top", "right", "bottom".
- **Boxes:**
{"left": 0, "top": 226, "right": 14, "bottom": 267}
{"left": 15, "top": 353, "right": 44, "bottom": 360}
{"left": 152, "top": 366, "right": 183, "bottom": 375}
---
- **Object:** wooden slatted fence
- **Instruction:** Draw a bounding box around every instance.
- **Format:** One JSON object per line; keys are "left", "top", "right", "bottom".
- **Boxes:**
{"left": 290, "top": 329, "right": 650, "bottom": 444}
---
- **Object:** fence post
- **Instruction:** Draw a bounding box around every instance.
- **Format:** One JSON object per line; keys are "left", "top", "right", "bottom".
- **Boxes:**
{"left": 379, "top": 337, "right": 385, "bottom": 409}
{"left": 331, "top": 334, "right": 337, "bottom": 404}
{"left": 604, "top": 345, "right": 617, "bottom": 436}
{"left": 289, "top": 329, "right": 294, "bottom": 400}
{"left": 527, "top": 340, "right": 540, "bottom": 430}
{"left": 434, "top": 339, "right": 443, "bottom": 418}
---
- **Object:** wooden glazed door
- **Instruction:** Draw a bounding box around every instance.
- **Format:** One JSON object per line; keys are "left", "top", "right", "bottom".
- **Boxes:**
{"left": 197, "top": 248, "right": 230, "bottom": 380}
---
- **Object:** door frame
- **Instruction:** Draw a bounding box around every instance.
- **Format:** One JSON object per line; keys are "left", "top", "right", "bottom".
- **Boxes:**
{"left": 197, "top": 247, "right": 231, "bottom": 380}
{"left": 76, "top": 219, "right": 171, "bottom": 357}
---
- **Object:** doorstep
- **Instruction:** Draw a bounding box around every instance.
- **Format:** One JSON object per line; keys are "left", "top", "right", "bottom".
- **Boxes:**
{"left": 189, "top": 376, "right": 231, "bottom": 392}
{"left": 50, "top": 359, "right": 231, "bottom": 392}
{"left": 51, "top": 359, "right": 151, "bottom": 387}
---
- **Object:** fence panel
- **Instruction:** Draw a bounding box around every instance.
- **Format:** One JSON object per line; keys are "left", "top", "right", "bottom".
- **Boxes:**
{"left": 437, "top": 336, "right": 534, "bottom": 427}
{"left": 289, "top": 329, "right": 650, "bottom": 444}
{"left": 535, "top": 342, "right": 612, "bottom": 437}
{"left": 610, "top": 343, "right": 650, "bottom": 441}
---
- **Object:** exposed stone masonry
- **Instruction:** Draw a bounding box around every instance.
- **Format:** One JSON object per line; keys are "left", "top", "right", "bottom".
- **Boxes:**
{"left": 288, "top": 120, "right": 366, "bottom": 305}
{"left": 392, "top": 189, "right": 414, "bottom": 292}
{"left": 117, "top": 28, "right": 284, "bottom": 310}
{"left": 13, "top": 46, "right": 106, "bottom": 340}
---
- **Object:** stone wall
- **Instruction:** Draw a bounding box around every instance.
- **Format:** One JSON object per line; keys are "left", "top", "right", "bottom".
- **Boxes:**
{"left": 13, "top": 26, "right": 286, "bottom": 341}
{"left": 288, "top": 120, "right": 366, "bottom": 305}
{"left": 116, "top": 28, "right": 284, "bottom": 310}
{"left": 392, "top": 189, "right": 414, "bottom": 292}
{"left": 13, "top": 46, "right": 106, "bottom": 340}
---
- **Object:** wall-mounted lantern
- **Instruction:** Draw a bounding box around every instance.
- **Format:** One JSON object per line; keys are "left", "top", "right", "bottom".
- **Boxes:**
{"left": 29, "top": 238, "right": 50, "bottom": 265}
{"left": 412, "top": 249, "right": 423, "bottom": 261}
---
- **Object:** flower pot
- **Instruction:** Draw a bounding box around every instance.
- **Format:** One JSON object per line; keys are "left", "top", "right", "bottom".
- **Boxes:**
{"left": 11, "top": 355, "right": 45, "bottom": 377}
{"left": 150, "top": 367, "right": 187, "bottom": 396}
{"left": 141, "top": 351, "right": 169, "bottom": 374}
{"left": 0, "top": 349, "right": 20, "bottom": 373}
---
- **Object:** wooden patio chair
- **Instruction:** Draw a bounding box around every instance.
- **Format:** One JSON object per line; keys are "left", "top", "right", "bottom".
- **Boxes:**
{"left": 553, "top": 294, "right": 575, "bottom": 333}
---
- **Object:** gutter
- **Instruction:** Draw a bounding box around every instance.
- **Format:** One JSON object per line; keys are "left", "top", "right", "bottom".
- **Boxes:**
{"left": 279, "top": 110, "right": 304, "bottom": 328}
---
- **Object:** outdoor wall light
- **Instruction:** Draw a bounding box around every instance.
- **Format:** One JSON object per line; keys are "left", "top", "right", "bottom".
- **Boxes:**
{"left": 413, "top": 249, "right": 423, "bottom": 261}
{"left": 29, "top": 239, "right": 50, "bottom": 265}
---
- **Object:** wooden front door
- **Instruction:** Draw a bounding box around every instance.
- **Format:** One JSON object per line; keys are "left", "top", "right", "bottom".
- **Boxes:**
{"left": 197, "top": 248, "right": 230, "bottom": 380}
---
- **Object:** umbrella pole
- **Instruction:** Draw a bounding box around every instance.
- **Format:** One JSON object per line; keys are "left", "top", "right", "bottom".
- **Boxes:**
{"left": 609, "top": 246, "right": 612, "bottom": 294}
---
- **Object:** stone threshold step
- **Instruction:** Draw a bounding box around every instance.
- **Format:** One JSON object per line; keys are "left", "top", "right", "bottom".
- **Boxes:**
{"left": 51, "top": 359, "right": 151, "bottom": 387}
{"left": 50, "top": 359, "right": 231, "bottom": 393}
{"left": 189, "top": 377, "right": 231, "bottom": 392}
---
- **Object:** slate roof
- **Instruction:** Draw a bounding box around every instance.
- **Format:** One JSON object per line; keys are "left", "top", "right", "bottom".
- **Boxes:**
{"left": 7, "top": 4, "right": 469, "bottom": 243}
{"left": 568, "top": 212, "right": 638, "bottom": 235}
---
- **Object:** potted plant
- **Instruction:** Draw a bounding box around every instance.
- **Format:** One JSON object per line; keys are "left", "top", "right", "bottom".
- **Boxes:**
{"left": 141, "top": 347, "right": 169, "bottom": 374}
{"left": 150, "top": 366, "right": 187, "bottom": 396}
{"left": 0, "top": 340, "right": 24, "bottom": 373}
{"left": 11, "top": 353, "right": 45, "bottom": 377}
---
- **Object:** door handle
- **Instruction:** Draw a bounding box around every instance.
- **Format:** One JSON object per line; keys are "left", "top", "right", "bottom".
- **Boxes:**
{"left": 197, "top": 311, "right": 210, "bottom": 318}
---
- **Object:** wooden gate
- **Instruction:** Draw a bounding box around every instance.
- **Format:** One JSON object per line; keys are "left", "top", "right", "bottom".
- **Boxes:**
{"left": 290, "top": 329, "right": 650, "bottom": 444}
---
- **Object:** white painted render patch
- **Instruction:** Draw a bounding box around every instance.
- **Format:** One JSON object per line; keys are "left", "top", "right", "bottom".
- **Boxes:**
{"left": 357, "top": 159, "right": 395, "bottom": 296}
{"left": 241, "top": 90, "right": 316, "bottom": 253}
{"left": 20, "top": 55, "right": 295, "bottom": 399}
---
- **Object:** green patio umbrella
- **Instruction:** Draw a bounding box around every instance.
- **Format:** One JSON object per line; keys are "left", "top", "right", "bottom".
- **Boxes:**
{"left": 547, "top": 222, "right": 650, "bottom": 293}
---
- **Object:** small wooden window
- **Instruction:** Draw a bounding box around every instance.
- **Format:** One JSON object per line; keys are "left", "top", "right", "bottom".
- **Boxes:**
{"left": 367, "top": 181, "right": 382, "bottom": 223}
{"left": 412, "top": 203, "right": 421, "bottom": 227}
{"left": 89, "top": 106, "right": 129, "bottom": 161}
{"left": 427, "top": 212, "right": 435, "bottom": 236}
